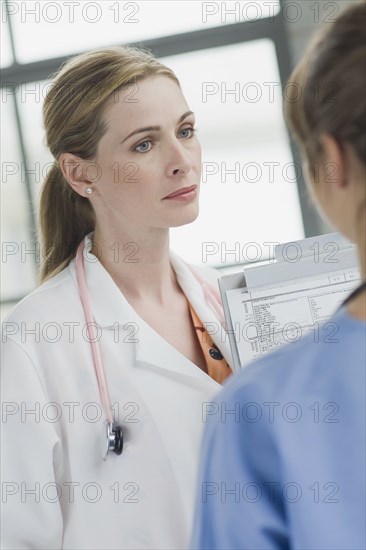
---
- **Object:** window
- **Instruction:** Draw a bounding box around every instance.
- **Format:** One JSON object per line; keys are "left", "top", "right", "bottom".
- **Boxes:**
{"left": 9, "top": 1, "right": 280, "bottom": 63}
{"left": 1, "top": 91, "right": 38, "bottom": 304}
{"left": 0, "top": 14, "right": 13, "bottom": 68}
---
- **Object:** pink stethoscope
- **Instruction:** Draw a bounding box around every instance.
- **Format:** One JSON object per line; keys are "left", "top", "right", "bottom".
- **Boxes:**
{"left": 75, "top": 239, "right": 225, "bottom": 460}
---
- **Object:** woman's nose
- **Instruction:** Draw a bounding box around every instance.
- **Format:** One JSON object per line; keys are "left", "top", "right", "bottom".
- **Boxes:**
{"left": 166, "top": 143, "right": 193, "bottom": 177}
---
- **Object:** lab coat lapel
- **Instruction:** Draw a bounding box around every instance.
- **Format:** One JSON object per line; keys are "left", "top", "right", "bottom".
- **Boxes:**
{"left": 133, "top": 319, "right": 219, "bottom": 386}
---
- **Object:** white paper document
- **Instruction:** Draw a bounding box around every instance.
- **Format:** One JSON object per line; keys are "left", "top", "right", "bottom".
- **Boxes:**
{"left": 219, "top": 233, "right": 361, "bottom": 370}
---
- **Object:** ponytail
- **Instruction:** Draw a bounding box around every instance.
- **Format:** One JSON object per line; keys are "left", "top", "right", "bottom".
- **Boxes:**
{"left": 38, "top": 162, "right": 95, "bottom": 283}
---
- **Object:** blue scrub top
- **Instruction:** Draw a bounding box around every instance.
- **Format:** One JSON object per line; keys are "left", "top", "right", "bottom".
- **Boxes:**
{"left": 190, "top": 305, "right": 366, "bottom": 550}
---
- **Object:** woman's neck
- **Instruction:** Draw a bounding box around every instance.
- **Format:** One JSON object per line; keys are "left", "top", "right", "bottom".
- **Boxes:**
{"left": 346, "top": 292, "right": 366, "bottom": 321}
{"left": 90, "top": 226, "right": 179, "bottom": 305}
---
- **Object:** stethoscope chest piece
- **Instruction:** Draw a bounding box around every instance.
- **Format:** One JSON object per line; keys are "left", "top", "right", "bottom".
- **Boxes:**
{"left": 103, "top": 421, "right": 124, "bottom": 461}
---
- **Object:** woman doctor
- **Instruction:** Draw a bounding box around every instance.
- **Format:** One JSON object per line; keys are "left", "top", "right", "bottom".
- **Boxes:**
{"left": 191, "top": 2, "right": 366, "bottom": 549}
{"left": 1, "top": 46, "right": 233, "bottom": 549}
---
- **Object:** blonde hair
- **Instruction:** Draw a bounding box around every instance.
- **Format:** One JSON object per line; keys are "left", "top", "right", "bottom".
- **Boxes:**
{"left": 39, "top": 45, "right": 180, "bottom": 283}
{"left": 284, "top": 1, "right": 366, "bottom": 168}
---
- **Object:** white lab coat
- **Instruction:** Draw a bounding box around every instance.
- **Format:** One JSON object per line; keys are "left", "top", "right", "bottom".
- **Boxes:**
{"left": 1, "top": 232, "right": 233, "bottom": 550}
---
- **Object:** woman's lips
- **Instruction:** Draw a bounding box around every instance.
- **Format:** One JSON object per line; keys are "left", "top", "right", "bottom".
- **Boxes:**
{"left": 163, "top": 185, "right": 197, "bottom": 200}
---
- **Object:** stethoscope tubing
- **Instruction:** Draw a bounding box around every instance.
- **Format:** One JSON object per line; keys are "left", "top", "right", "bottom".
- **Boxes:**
{"left": 75, "top": 240, "right": 114, "bottom": 424}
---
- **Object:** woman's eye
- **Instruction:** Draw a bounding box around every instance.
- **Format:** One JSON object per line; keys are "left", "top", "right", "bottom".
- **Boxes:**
{"left": 134, "top": 140, "right": 152, "bottom": 153}
{"left": 180, "top": 127, "right": 196, "bottom": 139}
{"left": 133, "top": 128, "right": 196, "bottom": 152}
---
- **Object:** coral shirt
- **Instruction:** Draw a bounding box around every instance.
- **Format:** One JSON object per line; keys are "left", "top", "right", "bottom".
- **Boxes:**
{"left": 188, "top": 302, "right": 233, "bottom": 384}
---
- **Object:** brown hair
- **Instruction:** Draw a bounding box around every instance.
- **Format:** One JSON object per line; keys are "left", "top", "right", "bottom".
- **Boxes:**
{"left": 39, "top": 45, "right": 180, "bottom": 283}
{"left": 284, "top": 1, "right": 366, "bottom": 167}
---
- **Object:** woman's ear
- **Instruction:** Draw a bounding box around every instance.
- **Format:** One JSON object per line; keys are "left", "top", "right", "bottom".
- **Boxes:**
{"left": 318, "top": 134, "right": 348, "bottom": 189}
{"left": 59, "top": 153, "right": 95, "bottom": 198}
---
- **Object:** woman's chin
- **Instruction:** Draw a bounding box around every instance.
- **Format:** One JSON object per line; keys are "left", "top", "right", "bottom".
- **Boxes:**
{"left": 167, "top": 207, "right": 200, "bottom": 228}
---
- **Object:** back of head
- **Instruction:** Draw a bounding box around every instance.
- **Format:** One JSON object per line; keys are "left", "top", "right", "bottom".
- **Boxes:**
{"left": 284, "top": 1, "right": 366, "bottom": 167}
{"left": 39, "top": 45, "right": 180, "bottom": 284}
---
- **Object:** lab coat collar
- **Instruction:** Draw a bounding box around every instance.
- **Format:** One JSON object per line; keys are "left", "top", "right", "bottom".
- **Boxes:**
{"left": 68, "top": 232, "right": 234, "bottom": 374}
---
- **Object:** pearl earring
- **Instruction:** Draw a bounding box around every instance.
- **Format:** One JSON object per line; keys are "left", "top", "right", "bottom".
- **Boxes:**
{"left": 86, "top": 187, "right": 93, "bottom": 195}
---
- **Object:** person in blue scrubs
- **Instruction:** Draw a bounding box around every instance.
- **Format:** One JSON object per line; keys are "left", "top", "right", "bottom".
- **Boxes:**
{"left": 190, "top": 2, "right": 366, "bottom": 549}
